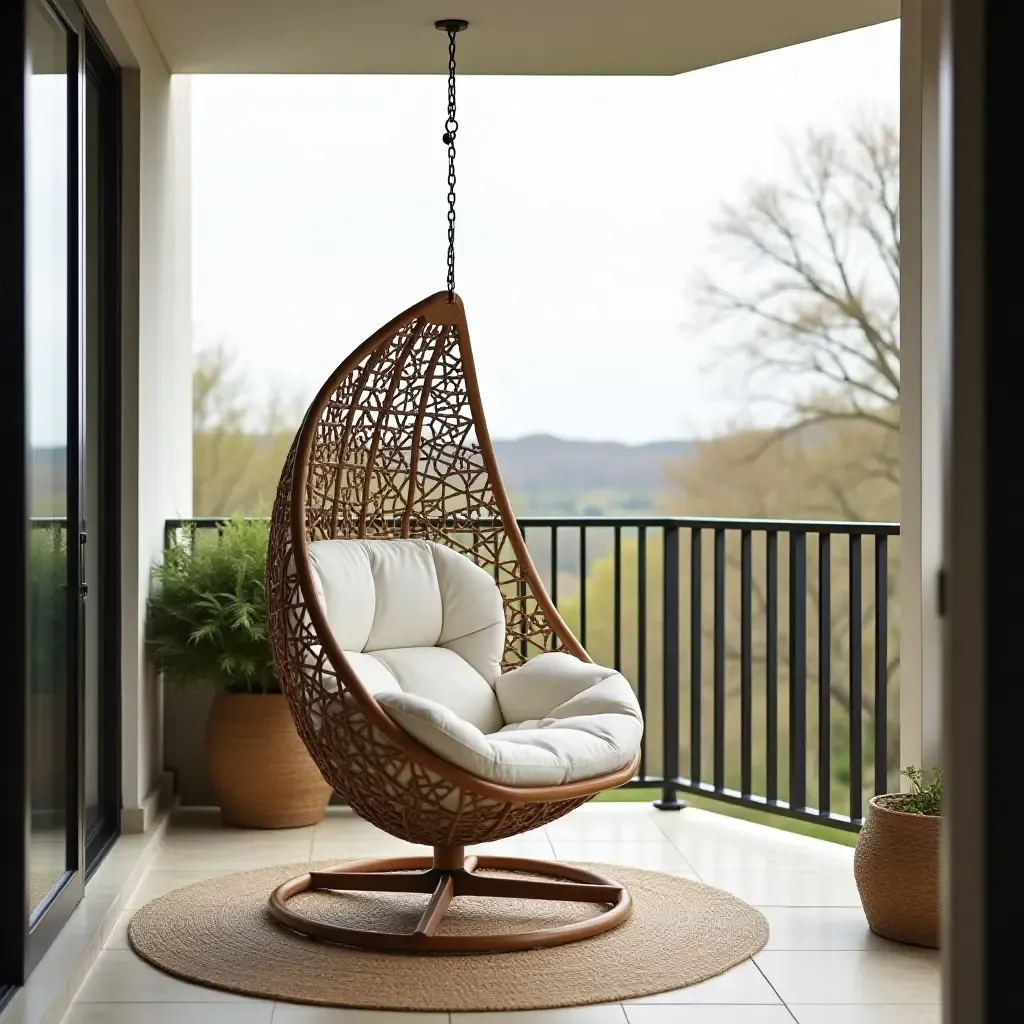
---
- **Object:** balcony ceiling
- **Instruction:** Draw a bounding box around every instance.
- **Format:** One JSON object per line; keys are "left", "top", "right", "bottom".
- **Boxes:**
{"left": 135, "top": 0, "right": 899, "bottom": 75}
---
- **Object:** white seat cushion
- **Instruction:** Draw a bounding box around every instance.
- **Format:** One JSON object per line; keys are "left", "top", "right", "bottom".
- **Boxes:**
{"left": 348, "top": 647, "right": 504, "bottom": 735}
{"left": 307, "top": 539, "right": 643, "bottom": 787}
{"left": 376, "top": 652, "right": 642, "bottom": 787}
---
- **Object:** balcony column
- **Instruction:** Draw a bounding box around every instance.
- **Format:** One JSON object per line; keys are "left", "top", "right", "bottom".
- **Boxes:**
{"left": 95, "top": 0, "right": 195, "bottom": 829}
{"left": 898, "top": 0, "right": 943, "bottom": 776}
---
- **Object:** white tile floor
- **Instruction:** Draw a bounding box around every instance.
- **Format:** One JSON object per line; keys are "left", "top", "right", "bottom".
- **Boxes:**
{"left": 63, "top": 803, "right": 941, "bottom": 1024}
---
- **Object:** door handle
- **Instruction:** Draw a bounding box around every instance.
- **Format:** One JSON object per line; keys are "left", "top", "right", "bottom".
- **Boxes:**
{"left": 79, "top": 531, "right": 88, "bottom": 599}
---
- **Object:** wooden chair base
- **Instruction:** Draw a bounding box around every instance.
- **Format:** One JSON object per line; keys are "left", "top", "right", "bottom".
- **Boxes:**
{"left": 268, "top": 845, "right": 632, "bottom": 953}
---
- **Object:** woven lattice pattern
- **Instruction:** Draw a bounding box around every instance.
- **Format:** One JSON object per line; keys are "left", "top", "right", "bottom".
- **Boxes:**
{"left": 303, "top": 314, "right": 553, "bottom": 665}
{"left": 266, "top": 295, "right": 600, "bottom": 845}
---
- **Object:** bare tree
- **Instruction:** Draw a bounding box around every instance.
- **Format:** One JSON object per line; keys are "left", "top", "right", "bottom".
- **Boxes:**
{"left": 693, "top": 119, "right": 900, "bottom": 494}
{"left": 652, "top": 119, "right": 904, "bottom": 796}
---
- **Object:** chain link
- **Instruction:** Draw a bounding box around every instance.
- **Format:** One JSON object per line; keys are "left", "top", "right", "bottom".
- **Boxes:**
{"left": 442, "top": 28, "right": 459, "bottom": 301}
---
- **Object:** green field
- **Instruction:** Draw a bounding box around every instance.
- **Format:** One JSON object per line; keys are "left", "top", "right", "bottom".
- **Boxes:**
{"left": 595, "top": 786, "right": 859, "bottom": 847}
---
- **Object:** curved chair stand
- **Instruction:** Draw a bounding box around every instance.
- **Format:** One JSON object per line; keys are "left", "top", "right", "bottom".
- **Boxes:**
{"left": 266, "top": 292, "right": 641, "bottom": 952}
{"left": 268, "top": 845, "right": 631, "bottom": 953}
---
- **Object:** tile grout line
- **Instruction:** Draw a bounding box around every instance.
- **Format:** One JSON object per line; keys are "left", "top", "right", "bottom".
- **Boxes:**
{"left": 780, "top": 997, "right": 802, "bottom": 1023}
{"left": 752, "top": 957, "right": 800, "bottom": 1019}
{"left": 541, "top": 826, "right": 556, "bottom": 858}
{"left": 659, "top": 826, "right": 703, "bottom": 880}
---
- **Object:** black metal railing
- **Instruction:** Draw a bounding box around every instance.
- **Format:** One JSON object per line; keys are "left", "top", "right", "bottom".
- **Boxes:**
{"left": 166, "top": 515, "right": 900, "bottom": 832}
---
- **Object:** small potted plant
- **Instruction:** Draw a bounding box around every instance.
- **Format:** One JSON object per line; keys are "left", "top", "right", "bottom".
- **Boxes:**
{"left": 146, "top": 517, "right": 331, "bottom": 828}
{"left": 854, "top": 765, "right": 941, "bottom": 948}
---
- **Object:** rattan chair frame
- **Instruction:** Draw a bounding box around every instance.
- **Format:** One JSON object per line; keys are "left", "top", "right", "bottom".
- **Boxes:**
{"left": 265, "top": 291, "right": 638, "bottom": 950}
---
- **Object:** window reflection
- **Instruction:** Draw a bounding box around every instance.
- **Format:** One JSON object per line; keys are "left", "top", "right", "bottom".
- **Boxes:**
{"left": 26, "top": 0, "right": 70, "bottom": 916}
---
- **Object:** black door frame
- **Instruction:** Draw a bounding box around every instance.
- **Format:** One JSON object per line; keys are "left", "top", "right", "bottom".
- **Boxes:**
{"left": 942, "top": 1, "right": 1020, "bottom": 1018}
{"left": 83, "top": 15, "right": 122, "bottom": 880}
{"left": 0, "top": 0, "right": 32, "bottom": 992}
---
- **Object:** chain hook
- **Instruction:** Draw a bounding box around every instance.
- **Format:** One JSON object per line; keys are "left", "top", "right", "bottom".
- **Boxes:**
{"left": 435, "top": 19, "right": 468, "bottom": 302}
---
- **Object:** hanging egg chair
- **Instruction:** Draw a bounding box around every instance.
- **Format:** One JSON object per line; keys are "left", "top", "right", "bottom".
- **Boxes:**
{"left": 265, "top": 20, "right": 644, "bottom": 954}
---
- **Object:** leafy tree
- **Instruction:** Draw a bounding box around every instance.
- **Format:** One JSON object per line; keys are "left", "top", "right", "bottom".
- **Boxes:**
{"left": 192, "top": 343, "right": 300, "bottom": 516}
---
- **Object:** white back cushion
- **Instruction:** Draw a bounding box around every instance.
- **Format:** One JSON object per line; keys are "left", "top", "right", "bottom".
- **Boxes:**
{"left": 307, "top": 539, "right": 506, "bottom": 733}
{"left": 431, "top": 543, "right": 505, "bottom": 684}
{"left": 306, "top": 541, "right": 376, "bottom": 652}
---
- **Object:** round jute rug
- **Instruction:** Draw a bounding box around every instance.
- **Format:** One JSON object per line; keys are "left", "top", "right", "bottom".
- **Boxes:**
{"left": 128, "top": 860, "right": 769, "bottom": 1012}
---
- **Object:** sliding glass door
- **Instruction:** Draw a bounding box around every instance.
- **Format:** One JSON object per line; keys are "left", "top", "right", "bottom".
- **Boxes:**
{"left": 24, "top": 0, "right": 83, "bottom": 961}
{"left": 1, "top": 0, "right": 121, "bottom": 991}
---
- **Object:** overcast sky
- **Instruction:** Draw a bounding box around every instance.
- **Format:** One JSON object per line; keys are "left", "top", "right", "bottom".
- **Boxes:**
{"left": 191, "top": 20, "right": 900, "bottom": 445}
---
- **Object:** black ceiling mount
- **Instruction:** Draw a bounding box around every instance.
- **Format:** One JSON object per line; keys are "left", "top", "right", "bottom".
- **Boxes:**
{"left": 434, "top": 19, "right": 469, "bottom": 33}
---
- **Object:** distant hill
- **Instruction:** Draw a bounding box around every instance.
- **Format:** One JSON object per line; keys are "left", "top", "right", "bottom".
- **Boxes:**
{"left": 491, "top": 434, "right": 694, "bottom": 515}
{"left": 30, "top": 434, "right": 696, "bottom": 520}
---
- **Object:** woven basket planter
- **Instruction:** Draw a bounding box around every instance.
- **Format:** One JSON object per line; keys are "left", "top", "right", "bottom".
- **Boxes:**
{"left": 205, "top": 692, "right": 332, "bottom": 829}
{"left": 854, "top": 794, "right": 940, "bottom": 948}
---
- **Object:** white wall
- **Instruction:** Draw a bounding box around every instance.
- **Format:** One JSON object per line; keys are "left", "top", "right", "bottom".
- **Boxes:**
{"left": 899, "top": 0, "right": 944, "bottom": 775}
{"left": 82, "top": 0, "right": 193, "bottom": 827}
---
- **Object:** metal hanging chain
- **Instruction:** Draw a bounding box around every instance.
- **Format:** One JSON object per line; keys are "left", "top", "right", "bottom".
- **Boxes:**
{"left": 436, "top": 20, "right": 468, "bottom": 301}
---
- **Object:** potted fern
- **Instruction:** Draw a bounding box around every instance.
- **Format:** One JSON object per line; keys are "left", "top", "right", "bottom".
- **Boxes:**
{"left": 853, "top": 765, "right": 941, "bottom": 948}
{"left": 146, "top": 517, "right": 330, "bottom": 828}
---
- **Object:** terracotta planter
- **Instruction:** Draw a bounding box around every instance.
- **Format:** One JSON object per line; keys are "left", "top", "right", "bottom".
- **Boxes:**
{"left": 205, "top": 692, "right": 332, "bottom": 828}
{"left": 854, "top": 794, "right": 940, "bottom": 948}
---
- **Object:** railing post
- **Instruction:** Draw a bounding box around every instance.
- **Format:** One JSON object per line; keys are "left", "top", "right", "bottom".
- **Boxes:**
{"left": 655, "top": 524, "right": 684, "bottom": 810}
{"left": 788, "top": 531, "right": 808, "bottom": 812}
{"left": 637, "top": 526, "right": 648, "bottom": 780}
